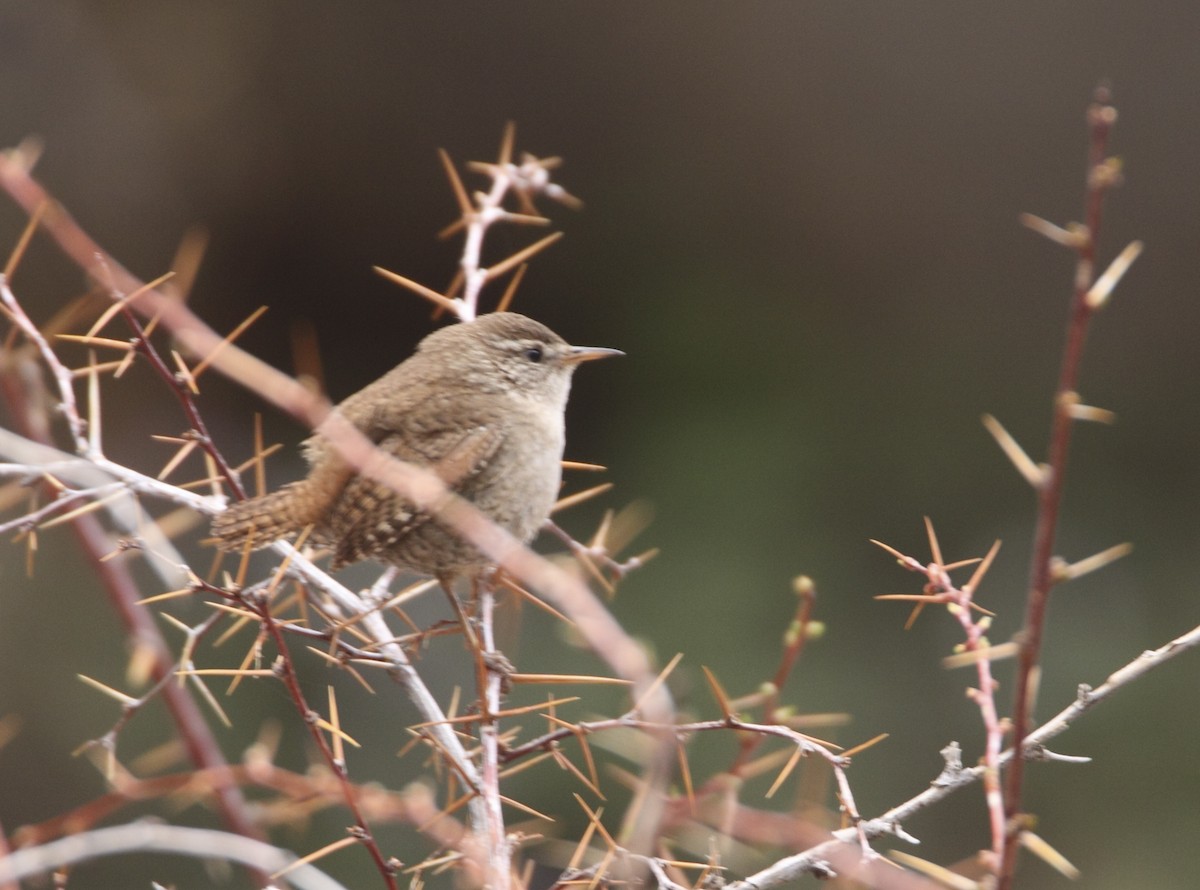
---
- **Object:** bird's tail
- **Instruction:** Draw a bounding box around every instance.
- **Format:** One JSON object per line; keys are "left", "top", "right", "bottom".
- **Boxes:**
{"left": 210, "top": 485, "right": 309, "bottom": 551}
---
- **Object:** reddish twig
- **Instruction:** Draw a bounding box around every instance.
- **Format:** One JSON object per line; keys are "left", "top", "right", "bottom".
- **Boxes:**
{"left": 255, "top": 597, "right": 400, "bottom": 890}
{"left": 874, "top": 527, "right": 1007, "bottom": 865}
{"left": 0, "top": 357, "right": 269, "bottom": 884}
{"left": 763, "top": 576, "right": 818, "bottom": 719}
{"left": 998, "top": 86, "right": 1126, "bottom": 886}
{"left": 728, "top": 575, "right": 820, "bottom": 777}
{"left": 0, "top": 144, "right": 676, "bottom": 874}
{"left": 113, "top": 297, "right": 246, "bottom": 499}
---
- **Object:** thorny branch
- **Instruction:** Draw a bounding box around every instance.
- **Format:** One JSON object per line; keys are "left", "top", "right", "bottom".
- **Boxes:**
{"left": 998, "top": 86, "right": 1141, "bottom": 888}
{"left": 725, "top": 619, "right": 1200, "bottom": 889}
{"left": 1, "top": 271, "right": 402, "bottom": 888}
{"left": 0, "top": 99, "right": 1192, "bottom": 890}
{"left": 0, "top": 134, "right": 669, "bottom": 887}
{"left": 873, "top": 526, "right": 1009, "bottom": 867}
{"left": 0, "top": 283, "right": 267, "bottom": 871}
{"left": 0, "top": 824, "right": 347, "bottom": 890}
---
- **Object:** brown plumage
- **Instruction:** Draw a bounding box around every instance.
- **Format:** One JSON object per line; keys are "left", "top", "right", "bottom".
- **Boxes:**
{"left": 211, "top": 312, "right": 619, "bottom": 575}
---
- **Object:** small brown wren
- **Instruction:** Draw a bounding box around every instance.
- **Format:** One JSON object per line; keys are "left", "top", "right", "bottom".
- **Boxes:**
{"left": 211, "top": 312, "right": 620, "bottom": 574}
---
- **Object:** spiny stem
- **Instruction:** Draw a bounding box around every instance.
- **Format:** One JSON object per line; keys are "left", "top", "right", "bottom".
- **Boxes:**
{"left": 999, "top": 86, "right": 1120, "bottom": 887}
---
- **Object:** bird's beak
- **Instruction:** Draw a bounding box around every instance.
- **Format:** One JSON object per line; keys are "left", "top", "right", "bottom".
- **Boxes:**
{"left": 563, "top": 345, "right": 624, "bottom": 364}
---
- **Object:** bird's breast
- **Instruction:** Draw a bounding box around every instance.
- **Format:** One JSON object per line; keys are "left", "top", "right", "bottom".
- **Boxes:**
{"left": 475, "top": 404, "right": 565, "bottom": 543}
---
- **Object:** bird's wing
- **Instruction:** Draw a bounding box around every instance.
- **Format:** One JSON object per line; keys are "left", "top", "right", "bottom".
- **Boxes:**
{"left": 327, "top": 423, "right": 504, "bottom": 569}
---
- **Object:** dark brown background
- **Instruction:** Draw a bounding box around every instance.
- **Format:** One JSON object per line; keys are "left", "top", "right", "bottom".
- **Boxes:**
{"left": 1, "top": 4, "right": 1198, "bottom": 888}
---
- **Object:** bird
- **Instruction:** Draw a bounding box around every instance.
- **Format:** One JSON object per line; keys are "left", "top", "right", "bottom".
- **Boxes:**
{"left": 211, "top": 312, "right": 621, "bottom": 577}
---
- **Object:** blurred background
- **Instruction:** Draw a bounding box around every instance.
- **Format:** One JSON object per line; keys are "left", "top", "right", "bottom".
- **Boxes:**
{"left": 1, "top": 3, "right": 1198, "bottom": 888}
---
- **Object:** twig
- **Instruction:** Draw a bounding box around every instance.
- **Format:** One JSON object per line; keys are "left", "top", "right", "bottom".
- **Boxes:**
{"left": 0, "top": 823, "right": 347, "bottom": 890}
{"left": 477, "top": 580, "right": 513, "bottom": 890}
{"left": 375, "top": 125, "right": 577, "bottom": 321}
{"left": 0, "top": 352, "right": 267, "bottom": 879}
{"left": 450, "top": 125, "right": 577, "bottom": 320}
{"left": 999, "top": 86, "right": 1133, "bottom": 886}
{"left": 727, "top": 620, "right": 1200, "bottom": 888}
{"left": 0, "top": 150, "right": 676, "bottom": 864}
{"left": 874, "top": 528, "right": 1007, "bottom": 862}
{"left": 255, "top": 597, "right": 400, "bottom": 890}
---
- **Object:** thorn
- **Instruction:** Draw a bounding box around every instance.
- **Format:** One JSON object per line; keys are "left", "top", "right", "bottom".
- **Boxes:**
{"left": 55, "top": 334, "right": 134, "bottom": 351}
{"left": 253, "top": 413, "right": 268, "bottom": 497}
{"left": 86, "top": 350, "right": 102, "bottom": 454}
{"left": 632, "top": 652, "right": 683, "bottom": 715}
{"left": 551, "top": 482, "right": 613, "bottom": 513}
{"left": 500, "top": 211, "right": 552, "bottom": 227}
{"left": 498, "top": 121, "right": 516, "bottom": 168}
{"left": 588, "top": 509, "right": 614, "bottom": 551}
{"left": 942, "top": 641, "right": 1020, "bottom": 670}
{"left": 437, "top": 148, "right": 472, "bottom": 218}
{"left": 1027, "top": 746, "right": 1092, "bottom": 764}
{"left": 437, "top": 216, "right": 467, "bottom": 241}
{"left": 511, "top": 672, "right": 630, "bottom": 686}
{"left": 327, "top": 685, "right": 345, "bottom": 765}
{"left": 765, "top": 744, "right": 804, "bottom": 800}
{"left": 191, "top": 305, "right": 268, "bottom": 379}
{"left": 495, "top": 263, "right": 527, "bottom": 314}
{"left": 1020, "top": 830, "right": 1081, "bottom": 880}
{"left": 483, "top": 232, "right": 563, "bottom": 282}
{"left": 85, "top": 271, "right": 174, "bottom": 338}
{"left": 982, "top": 414, "right": 1046, "bottom": 489}
{"left": 1019, "top": 212, "right": 1087, "bottom": 249}
{"left": 544, "top": 183, "right": 584, "bottom": 211}
{"left": 4, "top": 199, "right": 48, "bottom": 281}
{"left": 572, "top": 793, "right": 617, "bottom": 851}
{"left": 37, "top": 489, "right": 127, "bottom": 530}
{"left": 271, "top": 836, "right": 359, "bottom": 881}
{"left": 671, "top": 738, "right": 696, "bottom": 813}
{"left": 700, "top": 665, "right": 734, "bottom": 719}
{"left": 869, "top": 538, "right": 909, "bottom": 562}
{"left": 1056, "top": 542, "right": 1133, "bottom": 582}
{"left": 963, "top": 539, "right": 1002, "bottom": 597}
{"left": 5, "top": 137, "right": 44, "bottom": 175}
{"left": 373, "top": 266, "right": 460, "bottom": 315}
{"left": 155, "top": 440, "right": 198, "bottom": 481}
{"left": 904, "top": 602, "right": 926, "bottom": 630}
{"left": 887, "top": 851, "right": 979, "bottom": 890}
{"left": 1065, "top": 401, "right": 1116, "bottom": 424}
{"left": 77, "top": 673, "right": 138, "bottom": 707}
{"left": 68, "top": 360, "right": 124, "bottom": 379}
{"left": 171, "top": 349, "right": 199, "bottom": 394}
{"left": 168, "top": 226, "right": 209, "bottom": 301}
{"left": 290, "top": 317, "right": 326, "bottom": 396}
{"left": 841, "top": 732, "right": 889, "bottom": 759}
{"left": 562, "top": 459, "right": 606, "bottom": 473}
{"left": 923, "top": 516, "right": 944, "bottom": 567}
{"left": 1086, "top": 240, "right": 1143, "bottom": 309}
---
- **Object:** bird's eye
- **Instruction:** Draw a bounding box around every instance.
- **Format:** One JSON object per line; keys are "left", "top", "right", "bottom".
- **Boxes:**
{"left": 524, "top": 346, "right": 543, "bottom": 363}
